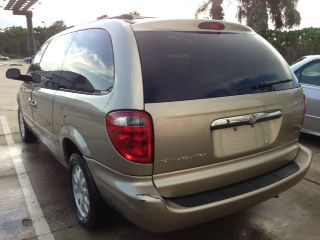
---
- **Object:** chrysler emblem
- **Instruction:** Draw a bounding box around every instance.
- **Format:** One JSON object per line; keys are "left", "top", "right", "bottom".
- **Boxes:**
{"left": 248, "top": 114, "right": 257, "bottom": 124}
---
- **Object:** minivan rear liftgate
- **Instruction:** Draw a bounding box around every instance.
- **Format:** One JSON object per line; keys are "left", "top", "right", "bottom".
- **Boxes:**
{"left": 134, "top": 30, "right": 303, "bottom": 198}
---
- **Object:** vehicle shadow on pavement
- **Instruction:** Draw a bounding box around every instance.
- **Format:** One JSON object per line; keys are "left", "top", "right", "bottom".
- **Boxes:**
{"left": 300, "top": 133, "right": 320, "bottom": 154}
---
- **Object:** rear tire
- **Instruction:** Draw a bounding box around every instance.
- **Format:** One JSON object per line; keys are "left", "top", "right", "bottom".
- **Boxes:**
{"left": 70, "top": 153, "right": 104, "bottom": 229}
{"left": 18, "top": 109, "right": 37, "bottom": 143}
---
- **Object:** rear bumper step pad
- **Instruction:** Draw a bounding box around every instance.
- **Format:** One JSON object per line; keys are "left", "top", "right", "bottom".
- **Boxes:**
{"left": 168, "top": 162, "right": 299, "bottom": 207}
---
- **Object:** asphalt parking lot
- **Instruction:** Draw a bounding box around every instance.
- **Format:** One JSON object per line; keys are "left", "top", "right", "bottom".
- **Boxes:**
{"left": 0, "top": 60, "right": 320, "bottom": 240}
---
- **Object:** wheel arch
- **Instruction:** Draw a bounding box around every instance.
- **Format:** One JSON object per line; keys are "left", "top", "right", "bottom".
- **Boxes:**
{"left": 59, "top": 125, "right": 92, "bottom": 166}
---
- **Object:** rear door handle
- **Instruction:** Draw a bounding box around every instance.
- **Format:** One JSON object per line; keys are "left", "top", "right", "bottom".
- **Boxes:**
{"left": 211, "top": 110, "right": 283, "bottom": 130}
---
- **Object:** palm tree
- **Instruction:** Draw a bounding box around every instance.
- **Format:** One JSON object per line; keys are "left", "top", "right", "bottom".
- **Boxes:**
{"left": 195, "top": 0, "right": 301, "bottom": 37}
{"left": 195, "top": 0, "right": 224, "bottom": 20}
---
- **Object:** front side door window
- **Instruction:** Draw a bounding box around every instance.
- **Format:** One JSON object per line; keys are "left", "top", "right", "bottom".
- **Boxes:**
{"left": 300, "top": 62, "right": 320, "bottom": 87}
{"left": 30, "top": 33, "right": 74, "bottom": 151}
{"left": 36, "top": 33, "right": 74, "bottom": 89}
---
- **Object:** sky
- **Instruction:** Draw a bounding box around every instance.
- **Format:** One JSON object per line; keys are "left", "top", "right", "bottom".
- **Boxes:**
{"left": 0, "top": 0, "right": 319, "bottom": 29}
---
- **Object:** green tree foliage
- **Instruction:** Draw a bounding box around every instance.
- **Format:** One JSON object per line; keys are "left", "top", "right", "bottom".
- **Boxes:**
{"left": 0, "top": 20, "right": 67, "bottom": 57}
{"left": 266, "top": 28, "right": 320, "bottom": 64}
{"left": 0, "top": 26, "right": 27, "bottom": 57}
{"left": 196, "top": 0, "right": 301, "bottom": 37}
{"left": 34, "top": 20, "right": 67, "bottom": 48}
{"left": 46, "top": 20, "right": 67, "bottom": 38}
{"left": 129, "top": 10, "right": 141, "bottom": 16}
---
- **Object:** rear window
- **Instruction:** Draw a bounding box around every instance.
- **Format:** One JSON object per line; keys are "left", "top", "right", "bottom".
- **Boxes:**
{"left": 134, "top": 31, "right": 299, "bottom": 103}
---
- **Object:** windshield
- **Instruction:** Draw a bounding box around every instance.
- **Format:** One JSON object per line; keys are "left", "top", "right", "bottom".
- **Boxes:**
{"left": 135, "top": 31, "right": 299, "bottom": 103}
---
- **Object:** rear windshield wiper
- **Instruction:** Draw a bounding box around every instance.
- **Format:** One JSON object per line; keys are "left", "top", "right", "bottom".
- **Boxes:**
{"left": 253, "top": 79, "right": 292, "bottom": 89}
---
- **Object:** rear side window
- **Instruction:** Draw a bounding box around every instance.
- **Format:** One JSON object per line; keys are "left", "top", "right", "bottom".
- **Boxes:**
{"left": 135, "top": 31, "right": 299, "bottom": 103}
{"left": 60, "top": 28, "right": 114, "bottom": 94}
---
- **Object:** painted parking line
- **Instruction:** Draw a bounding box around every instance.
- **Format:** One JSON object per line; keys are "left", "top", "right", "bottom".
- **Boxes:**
{"left": 0, "top": 116, "right": 55, "bottom": 240}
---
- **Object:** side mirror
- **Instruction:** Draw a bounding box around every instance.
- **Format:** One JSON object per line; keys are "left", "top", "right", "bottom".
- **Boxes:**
{"left": 6, "top": 68, "right": 21, "bottom": 80}
{"left": 6, "top": 68, "right": 34, "bottom": 82}
{"left": 32, "top": 73, "right": 42, "bottom": 83}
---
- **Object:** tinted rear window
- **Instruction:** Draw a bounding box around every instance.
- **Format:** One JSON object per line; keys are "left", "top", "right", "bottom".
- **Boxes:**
{"left": 135, "top": 31, "right": 298, "bottom": 103}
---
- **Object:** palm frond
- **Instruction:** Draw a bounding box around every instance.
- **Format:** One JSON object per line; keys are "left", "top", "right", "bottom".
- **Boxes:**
{"left": 195, "top": 1, "right": 212, "bottom": 18}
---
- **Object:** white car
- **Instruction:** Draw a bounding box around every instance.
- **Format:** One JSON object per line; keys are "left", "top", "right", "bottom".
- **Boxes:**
{"left": 0, "top": 54, "right": 9, "bottom": 61}
{"left": 24, "top": 55, "right": 34, "bottom": 64}
{"left": 291, "top": 55, "right": 320, "bottom": 136}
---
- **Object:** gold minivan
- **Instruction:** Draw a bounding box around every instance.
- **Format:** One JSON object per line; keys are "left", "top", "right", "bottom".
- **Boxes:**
{"left": 6, "top": 17, "right": 312, "bottom": 232}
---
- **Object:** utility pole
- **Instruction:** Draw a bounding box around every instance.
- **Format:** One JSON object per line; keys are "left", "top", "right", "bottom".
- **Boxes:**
{"left": 26, "top": 11, "right": 36, "bottom": 56}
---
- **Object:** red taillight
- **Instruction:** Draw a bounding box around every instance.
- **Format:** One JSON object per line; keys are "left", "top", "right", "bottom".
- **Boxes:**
{"left": 199, "top": 22, "right": 225, "bottom": 30}
{"left": 106, "top": 111, "right": 153, "bottom": 164}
